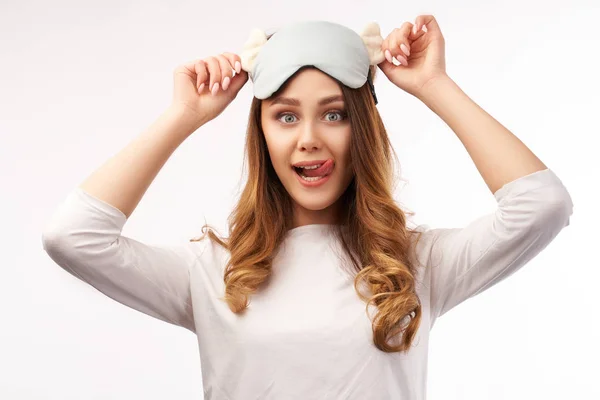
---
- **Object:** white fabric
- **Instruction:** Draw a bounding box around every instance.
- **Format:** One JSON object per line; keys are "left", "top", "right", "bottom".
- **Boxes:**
{"left": 243, "top": 20, "right": 377, "bottom": 99}
{"left": 41, "top": 168, "right": 573, "bottom": 399}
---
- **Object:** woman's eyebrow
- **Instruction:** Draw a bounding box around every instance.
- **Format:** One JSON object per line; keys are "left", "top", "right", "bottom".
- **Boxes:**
{"left": 269, "top": 94, "right": 344, "bottom": 107}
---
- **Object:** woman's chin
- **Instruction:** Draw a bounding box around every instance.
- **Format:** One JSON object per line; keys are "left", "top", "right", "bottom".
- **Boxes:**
{"left": 291, "top": 194, "right": 336, "bottom": 212}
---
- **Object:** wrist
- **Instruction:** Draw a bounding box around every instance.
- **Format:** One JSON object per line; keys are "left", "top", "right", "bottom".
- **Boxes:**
{"left": 166, "top": 103, "right": 209, "bottom": 134}
{"left": 415, "top": 73, "right": 454, "bottom": 104}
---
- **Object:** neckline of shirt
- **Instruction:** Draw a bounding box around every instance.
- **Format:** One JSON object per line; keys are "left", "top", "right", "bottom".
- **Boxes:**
{"left": 285, "top": 223, "right": 339, "bottom": 238}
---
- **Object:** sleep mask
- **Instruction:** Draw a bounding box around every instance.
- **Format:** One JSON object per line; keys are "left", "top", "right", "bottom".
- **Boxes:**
{"left": 239, "top": 20, "right": 385, "bottom": 104}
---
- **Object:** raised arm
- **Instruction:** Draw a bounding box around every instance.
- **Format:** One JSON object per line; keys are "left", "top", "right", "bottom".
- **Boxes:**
{"left": 74, "top": 52, "right": 248, "bottom": 218}
{"left": 416, "top": 168, "right": 573, "bottom": 327}
{"left": 42, "top": 54, "right": 248, "bottom": 330}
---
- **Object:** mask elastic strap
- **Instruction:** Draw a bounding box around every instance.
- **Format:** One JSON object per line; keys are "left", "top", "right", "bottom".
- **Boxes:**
{"left": 367, "top": 69, "right": 378, "bottom": 105}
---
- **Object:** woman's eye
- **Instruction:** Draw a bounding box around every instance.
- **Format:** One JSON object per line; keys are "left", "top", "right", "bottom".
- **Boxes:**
{"left": 277, "top": 113, "right": 297, "bottom": 124}
{"left": 325, "top": 111, "right": 346, "bottom": 122}
{"left": 276, "top": 111, "right": 347, "bottom": 124}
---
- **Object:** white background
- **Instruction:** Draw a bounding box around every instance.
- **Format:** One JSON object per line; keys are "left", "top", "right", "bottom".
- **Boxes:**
{"left": 2, "top": 0, "right": 599, "bottom": 398}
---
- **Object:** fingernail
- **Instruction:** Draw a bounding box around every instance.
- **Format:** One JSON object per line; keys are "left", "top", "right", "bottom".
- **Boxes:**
{"left": 413, "top": 24, "right": 418, "bottom": 34}
{"left": 400, "top": 43, "right": 410, "bottom": 57}
{"left": 385, "top": 49, "right": 392, "bottom": 64}
{"left": 222, "top": 76, "right": 230, "bottom": 90}
{"left": 198, "top": 83, "right": 205, "bottom": 93}
{"left": 235, "top": 61, "right": 241, "bottom": 74}
{"left": 211, "top": 82, "right": 219, "bottom": 95}
{"left": 392, "top": 55, "right": 407, "bottom": 66}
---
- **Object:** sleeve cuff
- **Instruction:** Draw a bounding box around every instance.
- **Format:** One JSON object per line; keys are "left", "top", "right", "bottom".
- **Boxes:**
{"left": 493, "top": 168, "right": 566, "bottom": 202}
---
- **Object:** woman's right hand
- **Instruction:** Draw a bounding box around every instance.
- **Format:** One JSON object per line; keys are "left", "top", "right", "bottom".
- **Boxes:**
{"left": 171, "top": 53, "right": 249, "bottom": 126}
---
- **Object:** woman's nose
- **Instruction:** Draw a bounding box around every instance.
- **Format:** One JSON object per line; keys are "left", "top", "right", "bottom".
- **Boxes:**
{"left": 297, "top": 120, "right": 321, "bottom": 151}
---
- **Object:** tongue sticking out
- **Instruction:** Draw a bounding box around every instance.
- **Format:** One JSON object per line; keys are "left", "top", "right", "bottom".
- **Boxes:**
{"left": 300, "top": 159, "right": 334, "bottom": 177}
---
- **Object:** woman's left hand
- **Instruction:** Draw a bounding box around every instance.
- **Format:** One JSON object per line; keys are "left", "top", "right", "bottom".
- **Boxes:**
{"left": 377, "top": 15, "right": 448, "bottom": 98}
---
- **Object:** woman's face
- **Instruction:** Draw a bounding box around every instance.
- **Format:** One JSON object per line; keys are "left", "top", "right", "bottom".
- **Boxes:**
{"left": 261, "top": 68, "right": 354, "bottom": 228}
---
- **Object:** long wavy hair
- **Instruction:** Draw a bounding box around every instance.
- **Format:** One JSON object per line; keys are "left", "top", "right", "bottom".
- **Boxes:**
{"left": 191, "top": 64, "right": 427, "bottom": 353}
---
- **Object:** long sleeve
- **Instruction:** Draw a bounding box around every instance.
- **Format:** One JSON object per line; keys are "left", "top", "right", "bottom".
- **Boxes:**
{"left": 419, "top": 168, "right": 573, "bottom": 327}
{"left": 41, "top": 188, "right": 201, "bottom": 332}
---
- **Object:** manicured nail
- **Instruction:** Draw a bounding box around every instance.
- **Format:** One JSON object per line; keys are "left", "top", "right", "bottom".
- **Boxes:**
{"left": 400, "top": 43, "right": 410, "bottom": 57}
{"left": 385, "top": 49, "right": 393, "bottom": 64}
{"left": 392, "top": 55, "right": 407, "bottom": 66}
{"left": 211, "top": 82, "right": 219, "bottom": 95}
{"left": 198, "top": 83, "right": 205, "bottom": 93}
{"left": 413, "top": 24, "right": 418, "bottom": 34}
{"left": 222, "top": 76, "right": 230, "bottom": 90}
{"left": 235, "top": 61, "right": 241, "bottom": 74}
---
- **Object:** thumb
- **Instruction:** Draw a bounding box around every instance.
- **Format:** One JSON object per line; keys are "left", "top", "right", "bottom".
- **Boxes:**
{"left": 227, "top": 70, "right": 249, "bottom": 95}
{"left": 376, "top": 59, "right": 396, "bottom": 81}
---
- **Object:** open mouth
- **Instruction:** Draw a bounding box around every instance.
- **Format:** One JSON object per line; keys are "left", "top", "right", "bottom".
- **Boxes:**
{"left": 291, "top": 159, "right": 334, "bottom": 182}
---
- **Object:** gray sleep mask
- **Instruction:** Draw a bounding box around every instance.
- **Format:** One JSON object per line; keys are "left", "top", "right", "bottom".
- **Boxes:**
{"left": 239, "top": 21, "right": 385, "bottom": 103}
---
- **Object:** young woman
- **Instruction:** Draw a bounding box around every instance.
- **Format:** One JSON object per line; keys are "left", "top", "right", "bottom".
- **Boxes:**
{"left": 42, "top": 16, "right": 573, "bottom": 399}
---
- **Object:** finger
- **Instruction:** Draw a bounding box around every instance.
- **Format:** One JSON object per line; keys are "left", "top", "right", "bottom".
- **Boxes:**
{"left": 174, "top": 58, "right": 201, "bottom": 79}
{"left": 215, "top": 54, "right": 234, "bottom": 91}
{"left": 381, "top": 37, "right": 403, "bottom": 66}
{"left": 381, "top": 36, "right": 392, "bottom": 63}
{"left": 409, "top": 25, "right": 427, "bottom": 41}
{"left": 387, "top": 29, "right": 408, "bottom": 67}
{"left": 194, "top": 60, "right": 208, "bottom": 93}
{"left": 376, "top": 55, "right": 396, "bottom": 78}
{"left": 413, "top": 14, "right": 441, "bottom": 36}
{"left": 222, "top": 52, "right": 248, "bottom": 93}
{"left": 204, "top": 57, "right": 222, "bottom": 95}
{"left": 397, "top": 22, "right": 413, "bottom": 57}
{"left": 221, "top": 52, "right": 242, "bottom": 75}
{"left": 220, "top": 52, "right": 248, "bottom": 93}
{"left": 225, "top": 66, "right": 248, "bottom": 94}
